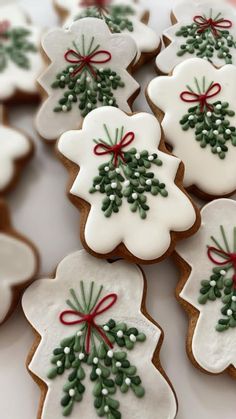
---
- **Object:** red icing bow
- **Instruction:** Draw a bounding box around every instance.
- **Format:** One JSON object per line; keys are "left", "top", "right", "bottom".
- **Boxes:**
{"left": 0, "top": 20, "right": 10, "bottom": 37}
{"left": 79, "top": 0, "right": 111, "bottom": 8}
{"left": 208, "top": 247, "right": 236, "bottom": 288}
{"left": 64, "top": 49, "right": 112, "bottom": 79}
{"left": 60, "top": 293, "right": 117, "bottom": 354}
{"left": 180, "top": 82, "right": 221, "bottom": 113}
{"left": 94, "top": 131, "right": 135, "bottom": 167}
{"left": 193, "top": 15, "right": 232, "bottom": 37}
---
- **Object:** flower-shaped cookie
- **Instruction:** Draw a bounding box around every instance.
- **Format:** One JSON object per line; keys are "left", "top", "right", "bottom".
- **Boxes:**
{"left": 58, "top": 106, "right": 198, "bottom": 263}
{"left": 0, "top": 201, "right": 38, "bottom": 325}
{"left": 147, "top": 58, "right": 236, "bottom": 199}
{"left": 36, "top": 18, "right": 139, "bottom": 142}
{"left": 176, "top": 199, "right": 236, "bottom": 377}
{"left": 0, "top": 120, "right": 33, "bottom": 195}
{"left": 54, "top": 0, "right": 160, "bottom": 69}
{"left": 0, "top": 3, "right": 44, "bottom": 102}
{"left": 156, "top": 0, "right": 236, "bottom": 74}
{"left": 22, "top": 249, "right": 177, "bottom": 419}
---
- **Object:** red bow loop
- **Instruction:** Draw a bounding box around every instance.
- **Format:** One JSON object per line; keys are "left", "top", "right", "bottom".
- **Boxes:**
{"left": 0, "top": 20, "right": 10, "bottom": 37}
{"left": 80, "top": 0, "right": 111, "bottom": 8}
{"left": 193, "top": 15, "right": 232, "bottom": 37}
{"left": 94, "top": 131, "right": 135, "bottom": 167}
{"left": 180, "top": 82, "right": 221, "bottom": 113}
{"left": 64, "top": 49, "right": 112, "bottom": 79}
{"left": 60, "top": 293, "right": 117, "bottom": 353}
{"left": 207, "top": 246, "right": 236, "bottom": 288}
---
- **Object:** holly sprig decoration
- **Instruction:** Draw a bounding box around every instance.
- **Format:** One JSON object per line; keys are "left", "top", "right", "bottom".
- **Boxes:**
{"left": 90, "top": 124, "right": 168, "bottom": 219}
{"left": 180, "top": 77, "right": 236, "bottom": 159}
{"left": 51, "top": 35, "right": 125, "bottom": 116}
{"left": 48, "top": 282, "right": 146, "bottom": 418}
{"left": 198, "top": 226, "right": 236, "bottom": 332}
{"left": 176, "top": 9, "right": 236, "bottom": 65}
{"left": 0, "top": 20, "right": 36, "bottom": 72}
{"left": 75, "top": 4, "right": 134, "bottom": 33}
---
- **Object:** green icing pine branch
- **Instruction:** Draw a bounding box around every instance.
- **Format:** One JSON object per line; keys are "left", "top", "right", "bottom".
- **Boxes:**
{"left": 176, "top": 9, "right": 236, "bottom": 64}
{"left": 90, "top": 124, "right": 168, "bottom": 219}
{"left": 0, "top": 20, "right": 36, "bottom": 72}
{"left": 180, "top": 77, "right": 236, "bottom": 159}
{"left": 198, "top": 226, "right": 236, "bottom": 332}
{"left": 48, "top": 282, "right": 146, "bottom": 418}
{"left": 75, "top": 5, "right": 134, "bottom": 33}
{"left": 51, "top": 36, "right": 125, "bottom": 116}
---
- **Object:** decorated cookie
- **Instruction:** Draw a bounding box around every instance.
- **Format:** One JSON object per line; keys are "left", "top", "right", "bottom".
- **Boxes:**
{"left": 176, "top": 199, "right": 236, "bottom": 378}
{"left": 0, "top": 106, "right": 33, "bottom": 195}
{"left": 155, "top": 0, "right": 236, "bottom": 74}
{"left": 54, "top": 0, "right": 161, "bottom": 70}
{"left": 57, "top": 106, "right": 199, "bottom": 264}
{"left": 22, "top": 249, "right": 177, "bottom": 418}
{"left": 0, "top": 200, "right": 38, "bottom": 325}
{"left": 0, "top": 3, "right": 44, "bottom": 102}
{"left": 147, "top": 58, "right": 236, "bottom": 199}
{"left": 36, "top": 18, "right": 139, "bottom": 142}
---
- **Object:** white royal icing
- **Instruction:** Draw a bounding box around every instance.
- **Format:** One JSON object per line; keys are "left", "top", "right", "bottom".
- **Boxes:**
{"left": 36, "top": 18, "right": 139, "bottom": 141}
{"left": 58, "top": 107, "right": 197, "bottom": 262}
{"left": 0, "top": 4, "right": 44, "bottom": 100}
{"left": 55, "top": 0, "right": 160, "bottom": 64}
{"left": 147, "top": 58, "right": 236, "bottom": 197}
{"left": 156, "top": 0, "right": 236, "bottom": 74}
{"left": 177, "top": 199, "right": 236, "bottom": 374}
{"left": 22, "top": 249, "right": 177, "bottom": 418}
{"left": 0, "top": 232, "right": 37, "bottom": 324}
{"left": 0, "top": 124, "right": 31, "bottom": 192}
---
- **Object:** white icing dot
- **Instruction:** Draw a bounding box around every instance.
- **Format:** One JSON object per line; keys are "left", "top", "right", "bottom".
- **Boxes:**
{"left": 64, "top": 347, "right": 70, "bottom": 354}
{"left": 102, "top": 388, "right": 108, "bottom": 395}
{"left": 87, "top": 90, "right": 91, "bottom": 94}
{"left": 109, "top": 100, "right": 113, "bottom": 105}
{"left": 207, "top": 112, "right": 212, "bottom": 117}
{"left": 111, "top": 182, "right": 117, "bottom": 189}
{"left": 68, "top": 94, "right": 73, "bottom": 101}
{"left": 227, "top": 35, "right": 232, "bottom": 40}
{"left": 213, "top": 130, "right": 219, "bottom": 135}
{"left": 97, "top": 83, "right": 101, "bottom": 87}
{"left": 109, "top": 76, "right": 114, "bottom": 80}
{"left": 86, "top": 76, "right": 91, "bottom": 82}
{"left": 115, "top": 168, "right": 120, "bottom": 174}
{"left": 148, "top": 155, "right": 154, "bottom": 161}
{"left": 77, "top": 331, "right": 83, "bottom": 337}
{"left": 109, "top": 194, "right": 115, "bottom": 201}
{"left": 79, "top": 353, "right": 85, "bottom": 360}
{"left": 117, "top": 330, "right": 124, "bottom": 338}
{"left": 76, "top": 78, "right": 81, "bottom": 84}
{"left": 227, "top": 309, "right": 233, "bottom": 316}
{"left": 226, "top": 129, "right": 231, "bottom": 135}
{"left": 93, "top": 357, "right": 99, "bottom": 364}
{"left": 216, "top": 146, "right": 222, "bottom": 153}
{"left": 220, "top": 270, "right": 226, "bottom": 276}
{"left": 57, "top": 361, "right": 62, "bottom": 367}
{"left": 210, "top": 280, "right": 216, "bottom": 287}
{"left": 196, "top": 35, "right": 200, "bottom": 39}
{"left": 218, "top": 42, "right": 222, "bottom": 46}
{"left": 135, "top": 153, "right": 140, "bottom": 159}
{"left": 104, "top": 406, "right": 109, "bottom": 413}
{"left": 124, "top": 180, "right": 130, "bottom": 187}
{"left": 129, "top": 334, "right": 137, "bottom": 342}
{"left": 69, "top": 67, "right": 74, "bottom": 73}
{"left": 103, "top": 325, "right": 109, "bottom": 331}
{"left": 223, "top": 52, "right": 227, "bottom": 57}
{"left": 60, "top": 75, "right": 65, "bottom": 81}
{"left": 125, "top": 378, "right": 131, "bottom": 386}
{"left": 216, "top": 104, "right": 222, "bottom": 110}
{"left": 146, "top": 179, "right": 152, "bottom": 186}
{"left": 96, "top": 368, "right": 102, "bottom": 376}
{"left": 216, "top": 119, "right": 221, "bottom": 126}
{"left": 103, "top": 96, "right": 107, "bottom": 101}
{"left": 135, "top": 172, "right": 140, "bottom": 178}
{"left": 69, "top": 389, "right": 75, "bottom": 397}
{"left": 62, "top": 105, "right": 68, "bottom": 112}
{"left": 95, "top": 184, "right": 100, "bottom": 191}
{"left": 116, "top": 361, "right": 122, "bottom": 368}
{"left": 87, "top": 103, "right": 92, "bottom": 109}
{"left": 202, "top": 130, "right": 208, "bottom": 135}
{"left": 132, "top": 193, "right": 138, "bottom": 200}
{"left": 107, "top": 350, "right": 114, "bottom": 358}
{"left": 105, "top": 166, "right": 109, "bottom": 172}
{"left": 188, "top": 115, "right": 194, "bottom": 121}
{"left": 232, "top": 296, "right": 236, "bottom": 302}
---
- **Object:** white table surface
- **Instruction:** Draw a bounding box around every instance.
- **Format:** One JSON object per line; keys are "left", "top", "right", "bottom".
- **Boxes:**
{"left": 1, "top": 0, "right": 235, "bottom": 418}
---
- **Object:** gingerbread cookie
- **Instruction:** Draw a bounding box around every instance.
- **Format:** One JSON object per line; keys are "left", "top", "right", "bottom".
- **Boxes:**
{"left": 0, "top": 3, "right": 44, "bottom": 103}
{"left": 57, "top": 106, "right": 199, "bottom": 264}
{"left": 147, "top": 58, "right": 236, "bottom": 199}
{"left": 176, "top": 199, "right": 236, "bottom": 378}
{"left": 54, "top": 0, "right": 161, "bottom": 70}
{"left": 36, "top": 18, "right": 139, "bottom": 142}
{"left": 22, "top": 249, "right": 177, "bottom": 418}
{"left": 0, "top": 200, "right": 38, "bottom": 325}
{"left": 0, "top": 106, "right": 33, "bottom": 196}
{"left": 155, "top": 0, "right": 236, "bottom": 74}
